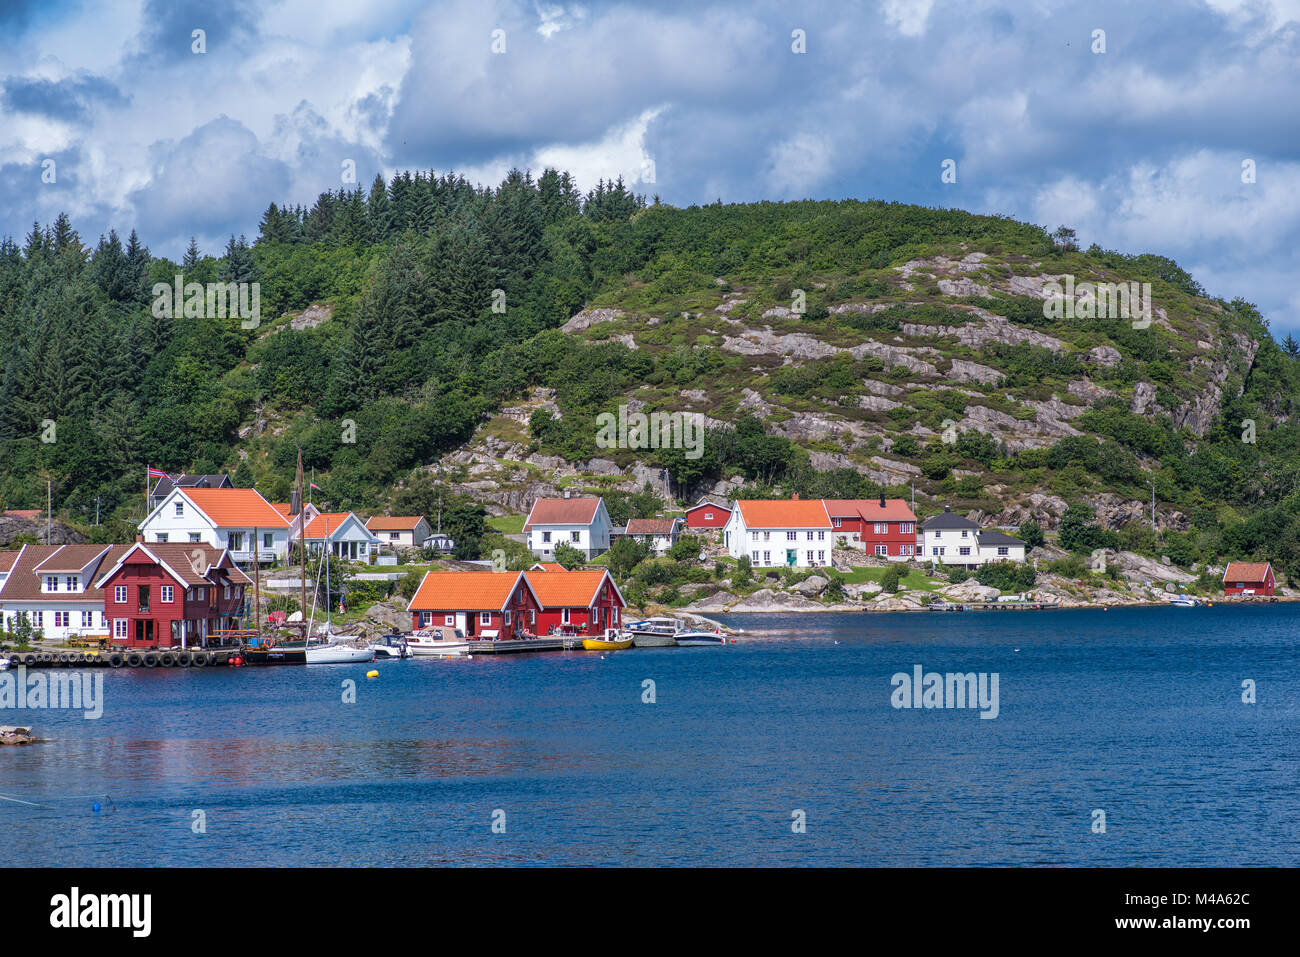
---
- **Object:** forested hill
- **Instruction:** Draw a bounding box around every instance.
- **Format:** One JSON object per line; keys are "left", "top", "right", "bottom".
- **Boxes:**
{"left": 2, "top": 168, "right": 1299, "bottom": 577}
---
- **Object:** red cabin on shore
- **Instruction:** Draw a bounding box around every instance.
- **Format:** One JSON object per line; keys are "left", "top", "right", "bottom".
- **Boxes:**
{"left": 407, "top": 571, "right": 540, "bottom": 639}
{"left": 1222, "top": 562, "right": 1275, "bottom": 597}
{"left": 823, "top": 497, "right": 918, "bottom": 559}
{"left": 96, "top": 543, "right": 250, "bottom": 648}
{"left": 525, "top": 568, "right": 626, "bottom": 635}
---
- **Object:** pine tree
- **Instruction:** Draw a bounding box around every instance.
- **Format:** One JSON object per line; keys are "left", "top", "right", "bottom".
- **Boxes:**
{"left": 183, "top": 237, "right": 201, "bottom": 268}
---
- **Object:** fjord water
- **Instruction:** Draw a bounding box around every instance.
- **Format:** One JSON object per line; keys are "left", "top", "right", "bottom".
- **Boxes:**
{"left": 2, "top": 605, "right": 1296, "bottom": 867}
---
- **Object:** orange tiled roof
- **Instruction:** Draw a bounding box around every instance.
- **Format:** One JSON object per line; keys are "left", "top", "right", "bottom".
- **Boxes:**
{"left": 408, "top": 571, "right": 530, "bottom": 611}
{"left": 531, "top": 562, "right": 566, "bottom": 572}
{"left": 1223, "top": 562, "right": 1271, "bottom": 583}
{"left": 301, "top": 512, "right": 367, "bottom": 540}
{"left": 366, "top": 516, "right": 425, "bottom": 531}
{"left": 182, "top": 488, "right": 289, "bottom": 528}
{"left": 525, "top": 569, "right": 621, "bottom": 608}
{"left": 734, "top": 499, "right": 831, "bottom": 529}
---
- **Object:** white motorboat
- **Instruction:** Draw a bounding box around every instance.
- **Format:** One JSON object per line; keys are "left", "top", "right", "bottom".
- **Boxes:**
{"left": 674, "top": 629, "right": 725, "bottom": 647}
{"left": 408, "top": 628, "right": 470, "bottom": 657}
{"left": 373, "top": 633, "right": 413, "bottom": 659}
{"left": 1166, "top": 595, "right": 1200, "bottom": 607}
{"left": 623, "top": 616, "right": 725, "bottom": 647}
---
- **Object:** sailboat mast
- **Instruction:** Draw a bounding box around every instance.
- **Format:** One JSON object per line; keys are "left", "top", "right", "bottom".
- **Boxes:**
{"left": 297, "top": 448, "right": 307, "bottom": 642}
{"left": 325, "top": 517, "right": 331, "bottom": 635}
{"left": 253, "top": 525, "right": 262, "bottom": 640}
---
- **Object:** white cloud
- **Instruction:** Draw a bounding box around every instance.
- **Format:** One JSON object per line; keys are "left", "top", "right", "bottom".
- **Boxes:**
{"left": 882, "top": 0, "right": 935, "bottom": 37}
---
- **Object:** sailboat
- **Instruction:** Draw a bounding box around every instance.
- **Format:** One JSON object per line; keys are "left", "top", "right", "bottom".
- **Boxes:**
{"left": 305, "top": 515, "right": 374, "bottom": 665}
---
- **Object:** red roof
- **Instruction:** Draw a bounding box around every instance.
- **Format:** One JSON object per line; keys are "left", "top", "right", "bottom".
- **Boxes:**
{"left": 625, "top": 518, "right": 679, "bottom": 535}
{"left": 524, "top": 569, "right": 624, "bottom": 609}
{"left": 685, "top": 502, "right": 731, "bottom": 514}
{"left": 407, "top": 571, "right": 535, "bottom": 611}
{"left": 3, "top": 509, "right": 41, "bottom": 521}
{"left": 523, "top": 498, "right": 601, "bottom": 531}
{"left": 301, "top": 512, "right": 367, "bottom": 540}
{"left": 0, "top": 551, "right": 20, "bottom": 574}
{"left": 1222, "top": 562, "right": 1272, "bottom": 583}
{"left": 823, "top": 498, "right": 917, "bottom": 522}
{"left": 734, "top": 499, "right": 831, "bottom": 529}
{"left": 0, "top": 544, "right": 132, "bottom": 602}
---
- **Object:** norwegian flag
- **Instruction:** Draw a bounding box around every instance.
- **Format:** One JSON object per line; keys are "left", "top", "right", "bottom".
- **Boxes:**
{"left": 310, "top": 482, "right": 322, "bottom": 491}
{"left": 147, "top": 466, "right": 170, "bottom": 478}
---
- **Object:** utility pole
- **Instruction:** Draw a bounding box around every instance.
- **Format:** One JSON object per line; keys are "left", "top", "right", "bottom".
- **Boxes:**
{"left": 1148, "top": 480, "right": 1156, "bottom": 532}
{"left": 94, "top": 496, "right": 100, "bottom": 526}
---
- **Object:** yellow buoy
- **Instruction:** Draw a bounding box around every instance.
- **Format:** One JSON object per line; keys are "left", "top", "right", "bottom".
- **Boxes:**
{"left": 366, "top": 670, "right": 379, "bottom": 679}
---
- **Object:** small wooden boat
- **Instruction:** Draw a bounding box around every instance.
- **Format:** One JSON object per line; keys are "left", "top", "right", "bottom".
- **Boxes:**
{"left": 582, "top": 628, "right": 634, "bottom": 651}
{"left": 408, "top": 628, "right": 469, "bottom": 657}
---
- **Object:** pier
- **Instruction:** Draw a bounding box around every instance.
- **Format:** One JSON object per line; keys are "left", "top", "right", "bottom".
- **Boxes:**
{"left": 3, "top": 647, "right": 246, "bottom": 669}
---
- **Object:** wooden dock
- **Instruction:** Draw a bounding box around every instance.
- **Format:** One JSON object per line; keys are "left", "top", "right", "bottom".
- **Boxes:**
{"left": 465, "top": 636, "right": 578, "bottom": 654}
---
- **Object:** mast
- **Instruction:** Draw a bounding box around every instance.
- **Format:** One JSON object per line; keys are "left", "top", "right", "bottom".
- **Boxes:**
{"left": 253, "top": 525, "right": 262, "bottom": 642}
{"left": 297, "top": 448, "right": 307, "bottom": 643}
{"left": 324, "top": 517, "right": 331, "bottom": 636}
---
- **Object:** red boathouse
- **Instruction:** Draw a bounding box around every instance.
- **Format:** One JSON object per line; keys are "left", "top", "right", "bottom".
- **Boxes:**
{"left": 1222, "top": 562, "right": 1275, "bottom": 597}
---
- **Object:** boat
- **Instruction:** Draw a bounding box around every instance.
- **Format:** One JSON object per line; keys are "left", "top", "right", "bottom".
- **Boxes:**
{"left": 373, "top": 632, "right": 413, "bottom": 659}
{"left": 407, "top": 628, "right": 470, "bottom": 657}
{"left": 623, "top": 616, "right": 683, "bottom": 647}
{"left": 674, "top": 629, "right": 725, "bottom": 647}
{"left": 305, "top": 640, "right": 374, "bottom": 664}
{"left": 582, "top": 628, "right": 635, "bottom": 651}
{"left": 1166, "top": 595, "right": 1200, "bottom": 607}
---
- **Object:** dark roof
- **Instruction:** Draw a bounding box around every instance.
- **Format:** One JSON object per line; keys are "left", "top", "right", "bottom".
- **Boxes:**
{"left": 921, "top": 510, "right": 979, "bottom": 530}
{"left": 0, "top": 544, "right": 132, "bottom": 602}
{"left": 978, "top": 529, "right": 1025, "bottom": 546}
{"left": 151, "top": 473, "right": 232, "bottom": 501}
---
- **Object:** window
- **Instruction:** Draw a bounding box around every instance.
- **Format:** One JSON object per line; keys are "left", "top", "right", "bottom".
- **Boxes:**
{"left": 44, "top": 576, "right": 58, "bottom": 592}
{"left": 156, "top": 533, "right": 168, "bottom": 543}
{"left": 817, "top": 531, "right": 825, "bottom": 541}
{"left": 503, "top": 610, "right": 511, "bottom": 626}
{"left": 189, "top": 533, "right": 202, "bottom": 543}
{"left": 998, "top": 546, "right": 1009, "bottom": 556}
{"left": 787, "top": 531, "right": 796, "bottom": 541}
{"left": 82, "top": 611, "right": 93, "bottom": 627}
{"left": 570, "top": 531, "right": 580, "bottom": 542}
{"left": 833, "top": 517, "right": 842, "bottom": 528}
{"left": 54, "top": 611, "right": 69, "bottom": 628}
{"left": 704, "top": 512, "right": 713, "bottom": 521}
{"left": 419, "top": 612, "right": 432, "bottom": 627}
{"left": 933, "top": 547, "right": 944, "bottom": 557}
{"left": 961, "top": 530, "right": 968, "bottom": 538}
{"left": 763, "top": 532, "right": 770, "bottom": 541}
{"left": 33, "top": 612, "right": 42, "bottom": 627}
{"left": 611, "top": 607, "right": 619, "bottom": 625}
{"left": 196, "top": 587, "right": 205, "bottom": 600}
{"left": 542, "top": 531, "right": 552, "bottom": 543}
{"left": 480, "top": 612, "right": 492, "bottom": 626}
{"left": 875, "top": 545, "right": 887, "bottom": 556}
{"left": 529, "top": 609, "right": 536, "bottom": 625}
{"left": 934, "top": 531, "right": 941, "bottom": 539}
{"left": 902, "top": 544, "right": 913, "bottom": 556}
{"left": 561, "top": 608, "right": 570, "bottom": 625}
{"left": 114, "top": 619, "right": 128, "bottom": 638}
{"left": 750, "top": 531, "right": 758, "bottom": 540}
{"left": 444, "top": 615, "right": 455, "bottom": 627}
{"left": 65, "top": 575, "right": 78, "bottom": 591}
{"left": 175, "top": 501, "right": 184, "bottom": 516}
{"left": 750, "top": 551, "right": 759, "bottom": 563}
{"left": 390, "top": 532, "right": 400, "bottom": 540}
{"left": 161, "top": 585, "right": 174, "bottom": 603}
{"left": 818, "top": 551, "right": 825, "bottom": 563}
{"left": 263, "top": 533, "right": 273, "bottom": 549}
{"left": 228, "top": 532, "right": 244, "bottom": 551}
{"left": 114, "top": 585, "right": 127, "bottom": 604}
{"left": 959, "top": 547, "right": 971, "bottom": 556}
{"left": 902, "top": 523, "right": 914, "bottom": 534}
{"left": 763, "top": 551, "right": 771, "bottom": 564}
{"left": 875, "top": 523, "right": 887, "bottom": 534}
{"left": 806, "top": 551, "right": 815, "bottom": 565}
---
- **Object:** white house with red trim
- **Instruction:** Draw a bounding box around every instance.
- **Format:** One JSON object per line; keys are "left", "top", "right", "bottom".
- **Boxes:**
{"left": 524, "top": 496, "right": 613, "bottom": 559}
{"left": 724, "top": 498, "right": 834, "bottom": 568}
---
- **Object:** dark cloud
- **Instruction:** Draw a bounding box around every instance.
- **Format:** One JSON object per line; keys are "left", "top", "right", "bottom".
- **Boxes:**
{"left": 130, "top": 0, "right": 261, "bottom": 63}
{"left": 1, "top": 72, "right": 129, "bottom": 121}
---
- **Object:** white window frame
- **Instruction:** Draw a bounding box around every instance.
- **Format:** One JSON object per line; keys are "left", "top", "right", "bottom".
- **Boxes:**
{"left": 114, "top": 585, "right": 127, "bottom": 603}
{"left": 480, "top": 611, "right": 492, "bottom": 626}
{"left": 161, "top": 585, "right": 174, "bottom": 603}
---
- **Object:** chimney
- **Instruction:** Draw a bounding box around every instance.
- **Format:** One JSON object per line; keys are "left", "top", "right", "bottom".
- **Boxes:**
{"left": 879, "top": 492, "right": 886, "bottom": 508}
{"left": 136, "top": 534, "right": 144, "bottom": 543}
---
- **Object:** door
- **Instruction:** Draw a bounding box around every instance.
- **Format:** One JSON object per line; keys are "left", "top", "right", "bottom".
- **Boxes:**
{"left": 786, "top": 549, "right": 797, "bottom": 566}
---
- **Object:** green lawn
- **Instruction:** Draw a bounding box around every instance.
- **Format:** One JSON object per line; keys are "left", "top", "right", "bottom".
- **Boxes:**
{"left": 486, "top": 514, "right": 526, "bottom": 535}
{"left": 837, "top": 564, "right": 945, "bottom": 592}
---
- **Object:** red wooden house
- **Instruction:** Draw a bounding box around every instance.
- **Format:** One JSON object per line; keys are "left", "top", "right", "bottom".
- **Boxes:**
{"left": 685, "top": 497, "right": 732, "bottom": 529}
{"left": 407, "top": 570, "right": 540, "bottom": 639}
{"left": 524, "top": 568, "right": 626, "bottom": 635}
{"left": 1222, "top": 562, "right": 1275, "bottom": 597}
{"left": 95, "top": 543, "right": 251, "bottom": 648}
{"left": 823, "top": 496, "right": 918, "bottom": 559}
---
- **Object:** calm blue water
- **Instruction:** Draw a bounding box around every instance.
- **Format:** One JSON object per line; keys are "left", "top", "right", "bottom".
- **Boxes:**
{"left": 2, "top": 605, "right": 1297, "bottom": 866}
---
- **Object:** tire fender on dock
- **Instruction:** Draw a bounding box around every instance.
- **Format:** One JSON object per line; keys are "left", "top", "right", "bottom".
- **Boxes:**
{"left": 109, "top": 653, "right": 125, "bottom": 668}
{"left": 143, "top": 653, "right": 158, "bottom": 667}
{"left": 192, "top": 652, "right": 209, "bottom": 667}
{"left": 127, "top": 653, "right": 143, "bottom": 667}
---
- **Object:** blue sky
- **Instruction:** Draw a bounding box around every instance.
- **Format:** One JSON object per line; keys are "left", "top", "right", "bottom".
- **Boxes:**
{"left": 1, "top": 0, "right": 1298, "bottom": 336}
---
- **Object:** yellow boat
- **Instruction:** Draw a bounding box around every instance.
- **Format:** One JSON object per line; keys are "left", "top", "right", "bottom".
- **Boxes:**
{"left": 582, "top": 628, "right": 634, "bottom": 651}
